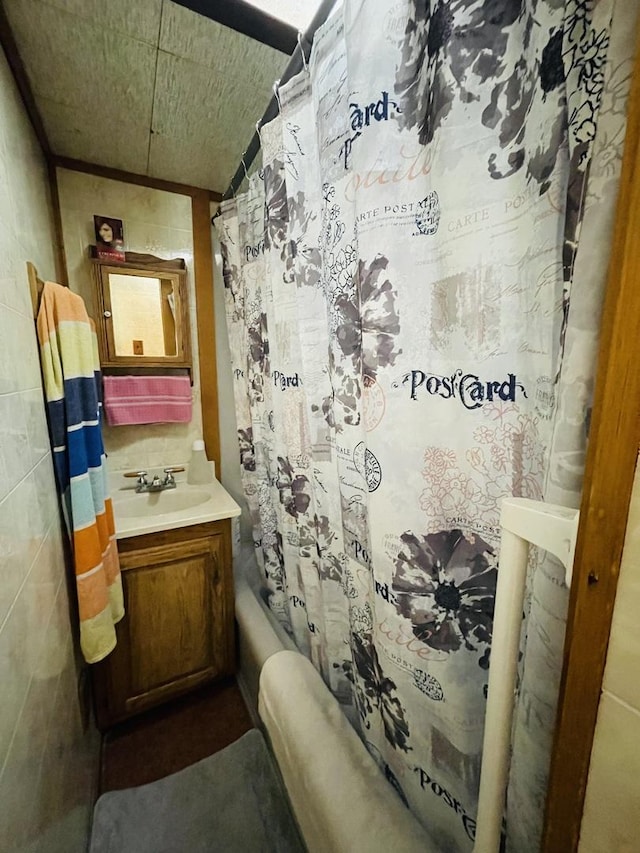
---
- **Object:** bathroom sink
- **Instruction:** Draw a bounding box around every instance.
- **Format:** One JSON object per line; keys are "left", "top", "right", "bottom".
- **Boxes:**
{"left": 115, "top": 489, "right": 212, "bottom": 518}
{"left": 110, "top": 472, "right": 241, "bottom": 539}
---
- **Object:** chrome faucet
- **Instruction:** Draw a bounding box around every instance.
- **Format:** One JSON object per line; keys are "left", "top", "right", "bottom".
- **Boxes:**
{"left": 123, "top": 467, "right": 185, "bottom": 493}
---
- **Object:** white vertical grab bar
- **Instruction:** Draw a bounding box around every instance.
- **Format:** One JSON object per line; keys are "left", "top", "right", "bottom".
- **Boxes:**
{"left": 474, "top": 526, "right": 529, "bottom": 853}
{"left": 473, "top": 498, "right": 580, "bottom": 853}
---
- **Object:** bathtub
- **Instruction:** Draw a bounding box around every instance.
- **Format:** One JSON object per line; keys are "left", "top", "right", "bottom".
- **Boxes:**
{"left": 233, "top": 544, "right": 432, "bottom": 853}
{"left": 233, "top": 542, "right": 297, "bottom": 717}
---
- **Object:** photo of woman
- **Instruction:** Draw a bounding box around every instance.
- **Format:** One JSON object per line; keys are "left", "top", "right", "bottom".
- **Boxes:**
{"left": 94, "top": 215, "right": 125, "bottom": 261}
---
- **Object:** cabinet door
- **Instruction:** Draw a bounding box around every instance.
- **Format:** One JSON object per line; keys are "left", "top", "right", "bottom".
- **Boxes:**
{"left": 99, "top": 533, "right": 231, "bottom": 725}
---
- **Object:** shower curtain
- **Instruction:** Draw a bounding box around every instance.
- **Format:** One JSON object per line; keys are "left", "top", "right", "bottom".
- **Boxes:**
{"left": 216, "top": 2, "right": 636, "bottom": 850}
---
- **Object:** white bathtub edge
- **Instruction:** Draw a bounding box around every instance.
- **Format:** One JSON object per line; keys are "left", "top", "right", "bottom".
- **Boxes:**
{"left": 259, "top": 650, "right": 434, "bottom": 853}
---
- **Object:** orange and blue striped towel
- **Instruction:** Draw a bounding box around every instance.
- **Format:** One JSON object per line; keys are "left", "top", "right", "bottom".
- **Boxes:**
{"left": 37, "top": 281, "right": 124, "bottom": 663}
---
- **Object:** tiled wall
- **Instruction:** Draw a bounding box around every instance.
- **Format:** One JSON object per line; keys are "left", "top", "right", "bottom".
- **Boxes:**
{"left": 56, "top": 168, "right": 204, "bottom": 474}
{"left": 0, "top": 49, "right": 99, "bottom": 853}
{"left": 578, "top": 456, "right": 640, "bottom": 852}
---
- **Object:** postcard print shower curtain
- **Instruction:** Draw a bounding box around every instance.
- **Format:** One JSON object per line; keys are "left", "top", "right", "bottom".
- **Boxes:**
{"left": 216, "top": 2, "right": 629, "bottom": 850}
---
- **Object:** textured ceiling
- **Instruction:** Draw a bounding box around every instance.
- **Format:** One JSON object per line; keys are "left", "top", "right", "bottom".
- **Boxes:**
{"left": 3, "top": 0, "right": 290, "bottom": 192}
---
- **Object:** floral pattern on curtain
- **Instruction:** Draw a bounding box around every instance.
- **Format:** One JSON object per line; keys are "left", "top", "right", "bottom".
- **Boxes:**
{"left": 215, "top": 2, "right": 635, "bottom": 850}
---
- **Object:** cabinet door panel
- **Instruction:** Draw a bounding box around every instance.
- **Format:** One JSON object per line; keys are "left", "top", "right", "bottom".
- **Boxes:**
{"left": 92, "top": 523, "right": 234, "bottom": 730}
{"left": 126, "top": 552, "right": 218, "bottom": 696}
{"left": 117, "top": 535, "right": 224, "bottom": 718}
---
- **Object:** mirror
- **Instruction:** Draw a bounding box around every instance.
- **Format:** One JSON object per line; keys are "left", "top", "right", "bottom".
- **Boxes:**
{"left": 109, "top": 274, "right": 177, "bottom": 357}
{"left": 92, "top": 256, "right": 191, "bottom": 369}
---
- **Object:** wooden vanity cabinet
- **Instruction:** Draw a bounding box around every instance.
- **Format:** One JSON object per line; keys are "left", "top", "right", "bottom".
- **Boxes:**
{"left": 92, "top": 519, "right": 235, "bottom": 731}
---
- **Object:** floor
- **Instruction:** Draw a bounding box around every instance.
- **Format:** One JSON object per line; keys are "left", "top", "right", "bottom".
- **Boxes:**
{"left": 99, "top": 677, "right": 254, "bottom": 794}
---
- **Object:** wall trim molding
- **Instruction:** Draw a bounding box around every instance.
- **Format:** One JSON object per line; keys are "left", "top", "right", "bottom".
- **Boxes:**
{"left": 48, "top": 161, "right": 69, "bottom": 286}
{"left": 0, "top": 2, "right": 50, "bottom": 157}
{"left": 192, "top": 191, "right": 221, "bottom": 479}
{"left": 55, "top": 157, "right": 222, "bottom": 202}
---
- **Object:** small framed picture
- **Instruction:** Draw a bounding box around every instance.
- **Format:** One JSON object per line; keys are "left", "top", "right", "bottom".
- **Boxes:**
{"left": 94, "top": 215, "right": 125, "bottom": 262}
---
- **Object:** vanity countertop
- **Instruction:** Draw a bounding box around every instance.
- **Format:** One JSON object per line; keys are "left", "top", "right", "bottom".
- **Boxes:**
{"left": 109, "top": 468, "right": 241, "bottom": 540}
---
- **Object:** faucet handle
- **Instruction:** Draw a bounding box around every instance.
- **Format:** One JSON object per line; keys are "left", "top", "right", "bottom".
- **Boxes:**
{"left": 162, "top": 466, "right": 184, "bottom": 486}
{"left": 123, "top": 471, "right": 148, "bottom": 489}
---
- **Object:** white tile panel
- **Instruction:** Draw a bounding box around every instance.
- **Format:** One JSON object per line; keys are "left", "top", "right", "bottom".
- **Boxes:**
{"left": 0, "top": 44, "right": 98, "bottom": 853}
{"left": 578, "top": 692, "right": 640, "bottom": 853}
{"left": 602, "top": 459, "right": 640, "bottom": 712}
{"left": 32, "top": 456, "right": 60, "bottom": 544}
{"left": 0, "top": 491, "right": 23, "bottom": 630}
{"left": 0, "top": 656, "right": 51, "bottom": 849}
{"left": 23, "top": 389, "right": 51, "bottom": 469}
{"left": 57, "top": 167, "right": 191, "bottom": 231}
{"left": 123, "top": 220, "right": 172, "bottom": 255}
{"left": 0, "top": 393, "right": 30, "bottom": 495}
{"left": 0, "top": 547, "right": 32, "bottom": 768}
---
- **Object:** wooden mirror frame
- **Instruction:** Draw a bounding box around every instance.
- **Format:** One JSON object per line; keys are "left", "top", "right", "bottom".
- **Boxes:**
{"left": 91, "top": 253, "right": 192, "bottom": 370}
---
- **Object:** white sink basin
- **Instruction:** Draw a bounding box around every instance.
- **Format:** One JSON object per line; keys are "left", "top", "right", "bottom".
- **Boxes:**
{"left": 110, "top": 470, "right": 241, "bottom": 539}
{"left": 116, "top": 489, "right": 212, "bottom": 519}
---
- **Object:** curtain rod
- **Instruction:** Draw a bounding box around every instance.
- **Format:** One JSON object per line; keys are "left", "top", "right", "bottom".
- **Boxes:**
{"left": 219, "top": 0, "right": 338, "bottom": 204}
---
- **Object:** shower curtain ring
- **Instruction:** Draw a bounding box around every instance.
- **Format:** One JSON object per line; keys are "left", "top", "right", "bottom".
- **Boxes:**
{"left": 297, "top": 31, "right": 309, "bottom": 72}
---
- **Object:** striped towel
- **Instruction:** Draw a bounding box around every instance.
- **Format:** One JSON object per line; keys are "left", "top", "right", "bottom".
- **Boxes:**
{"left": 37, "top": 282, "right": 124, "bottom": 664}
{"left": 103, "top": 375, "right": 192, "bottom": 425}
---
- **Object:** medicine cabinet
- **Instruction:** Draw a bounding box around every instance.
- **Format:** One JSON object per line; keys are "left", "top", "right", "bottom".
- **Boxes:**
{"left": 91, "top": 251, "right": 192, "bottom": 370}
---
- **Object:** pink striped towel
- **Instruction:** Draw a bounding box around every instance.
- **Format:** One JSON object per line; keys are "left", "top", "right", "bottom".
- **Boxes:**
{"left": 103, "top": 375, "right": 192, "bottom": 425}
